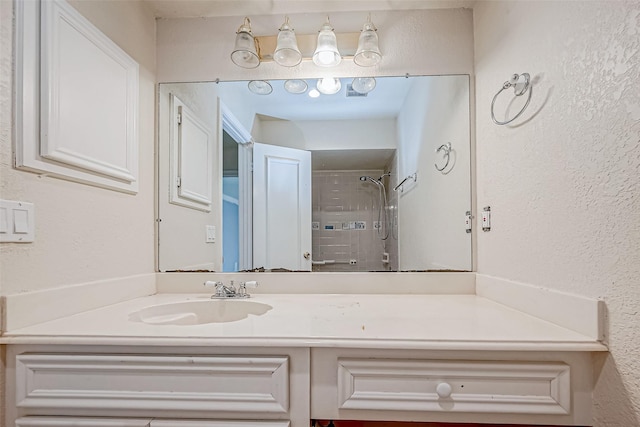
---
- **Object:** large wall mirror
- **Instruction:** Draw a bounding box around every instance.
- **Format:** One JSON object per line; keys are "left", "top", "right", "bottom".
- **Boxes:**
{"left": 157, "top": 74, "right": 472, "bottom": 273}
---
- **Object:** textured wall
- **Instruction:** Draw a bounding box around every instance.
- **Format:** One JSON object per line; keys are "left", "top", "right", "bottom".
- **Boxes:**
{"left": 0, "top": 1, "right": 156, "bottom": 295}
{"left": 156, "top": 8, "right": 474, "bottom": 83}
{"left": 474, "top": 1, "right": 640, "bottom": 424}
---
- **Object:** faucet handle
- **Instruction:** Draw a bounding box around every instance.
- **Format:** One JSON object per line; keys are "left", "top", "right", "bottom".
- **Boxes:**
{"left": 238, "top": 281, "right": 258, "bottom": 297}
{"left": 203, "top": 280, "right": 222, "bottom": 287}
{"left": 242, "top": 280, "right": 259, "bottom": 289}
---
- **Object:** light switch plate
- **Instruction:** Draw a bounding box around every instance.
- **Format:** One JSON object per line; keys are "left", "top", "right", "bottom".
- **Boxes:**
{"left": 0, "top": 200, "right": 35, "bottom": 242}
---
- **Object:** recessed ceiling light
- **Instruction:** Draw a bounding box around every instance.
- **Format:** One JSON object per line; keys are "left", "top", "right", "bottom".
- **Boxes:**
{"left": 308, "top": 89, "right": 320, "bottom": 98}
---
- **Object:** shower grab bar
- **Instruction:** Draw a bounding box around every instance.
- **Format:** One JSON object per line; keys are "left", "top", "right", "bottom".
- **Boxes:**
{"left": 394, "top": 172, "right": 417, "bottom": 192}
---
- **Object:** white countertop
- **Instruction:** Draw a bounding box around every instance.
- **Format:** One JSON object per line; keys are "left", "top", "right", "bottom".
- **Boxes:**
{"left": 0, "top": 293, "right": 606, "bottom": 351}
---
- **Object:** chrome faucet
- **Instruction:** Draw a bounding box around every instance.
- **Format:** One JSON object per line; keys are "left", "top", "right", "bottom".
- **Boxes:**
{"left": 203, "top": 280, "right": 258, "bottom": 299}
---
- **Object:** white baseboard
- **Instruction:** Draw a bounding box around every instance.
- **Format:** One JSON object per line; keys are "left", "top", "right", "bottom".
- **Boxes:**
{"left": 2, "top": 274, "right": 156, "bottom": 332}
{"left": 476, "top": 274, "right": 604, "bottom": 341}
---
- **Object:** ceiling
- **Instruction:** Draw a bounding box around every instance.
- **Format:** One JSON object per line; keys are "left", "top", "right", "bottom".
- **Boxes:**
{"left": 144, "top": 0, "right": 475, "bottom": 19}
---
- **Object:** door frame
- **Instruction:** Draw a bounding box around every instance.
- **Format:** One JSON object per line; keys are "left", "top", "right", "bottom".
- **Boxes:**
{"left": 220, "top": 101, "right": 253, "bottom": 271}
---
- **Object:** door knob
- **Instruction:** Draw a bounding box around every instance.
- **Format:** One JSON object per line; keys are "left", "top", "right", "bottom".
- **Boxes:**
{"left": 303, "top": 252, "right": 310, "bottom": 260}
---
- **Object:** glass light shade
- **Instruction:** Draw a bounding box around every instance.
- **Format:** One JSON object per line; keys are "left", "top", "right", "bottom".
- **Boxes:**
{"left": 354, "top": 18, "right": 381, "bottom": 67}
{"left": 231, "top": 18, "right": 259, "bottom": 69}
{"left": 351, "top": 77, "right": 377, "bottom": 94}
{"left": 274, "top": 16, "right": 302, "bottom": 67}
{"left": 312, "top": 18, "right": 341, "bottom": 67}
{"left": 308, "top": 89, "right": 320, "bottom": 98}
{"left": 316, "top": 77, "right": 342, "bottom": 95}
{"left": 284, "top": 79, "right": 308, "bottom": 94}
{"left": 248, "top": 80, "right": 273, "bottom": 95}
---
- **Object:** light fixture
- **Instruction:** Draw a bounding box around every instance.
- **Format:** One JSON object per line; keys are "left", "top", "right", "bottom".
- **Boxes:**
{"left": 354, "top": 14, "right": 381, "bottom": 67}
{"left": 273, "top": 16, "right": 302, "bottom": 67}
{"left": 351, "top": 77, "right": 376, "bottom": 94}
{"left": 231, "top": 16, "right": 384, "bottom": 70}
{"left": 308, "top": 89, "right": 320, "bottom": 98}
{"left": 284, "top": 79, "right": 308, "bottom": 94}
{"left": 316, "top": 77, "right": 342, "bottom": 95}
{"left": 248, "top": 80, "right": 273, "bottom": 95}
{"left": 312, "top": 17, "right": 341, "bottom": 67}
{"left": 231, "top": 17, "right": 260, "bottom": 69}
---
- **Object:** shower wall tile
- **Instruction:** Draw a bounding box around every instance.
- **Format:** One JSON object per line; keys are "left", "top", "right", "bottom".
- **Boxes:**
{"left": 312, "top": 170, "right": 390, "bottom": 272}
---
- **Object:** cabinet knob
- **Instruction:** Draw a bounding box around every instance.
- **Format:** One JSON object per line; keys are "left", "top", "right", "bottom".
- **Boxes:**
{"left": 436, "top": 382, "right": 452, "bottom": 398}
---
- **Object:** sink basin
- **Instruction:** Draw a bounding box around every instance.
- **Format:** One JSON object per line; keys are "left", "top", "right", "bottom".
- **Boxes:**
{"left": 129, "top": 299, "right": 273, "bottom": 326}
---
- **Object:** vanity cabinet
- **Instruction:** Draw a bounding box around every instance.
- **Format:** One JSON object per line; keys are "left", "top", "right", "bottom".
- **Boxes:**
{"left": 15, "top": 418, "right": 291, "bottom": 427}
{"left": 311, "top": 348, "right": 595, "bottom": 426}
{"left": 7, "top": 344, "right": 595, "bottom": 426}
{"left": 6, "top": 345, "right": 309, "bottom": 427}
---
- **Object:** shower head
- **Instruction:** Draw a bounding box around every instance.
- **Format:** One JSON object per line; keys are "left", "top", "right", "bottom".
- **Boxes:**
{"left": 359, "top": 175, "right": 384, "bottom": 187}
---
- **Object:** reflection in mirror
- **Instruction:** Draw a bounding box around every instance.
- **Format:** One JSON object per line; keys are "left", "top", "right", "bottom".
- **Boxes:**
{"left": 157, "top": 75, "right": 471, "bottom": 273}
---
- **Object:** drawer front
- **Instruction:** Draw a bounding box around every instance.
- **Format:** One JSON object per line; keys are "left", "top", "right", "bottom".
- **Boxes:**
{"left": 151, "top": 421, "right": 290, "bottom": 427}
{"left": 16, "top": 417, "right": 152, "bottom": 426}
{"left": 16, "top": 354, "right": 289, "bottom": 414}
{"left": 16, "top": 418, "right": 291, "bottom": 427}
{"left": 338, "top": 358, "right": 570, "bottom": 415}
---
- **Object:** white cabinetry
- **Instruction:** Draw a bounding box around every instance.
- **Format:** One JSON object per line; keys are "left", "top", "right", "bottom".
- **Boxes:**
{"left": 7, "top": 346, "right": 309, "bottom": 427}
{"left": 16, "top": 418, "right": 291, "bottom": 427}
{"left": 311, "top": 348, "right": 594, "bottom": 426}
{"left": 16, "top": 418, "right": 153, "bottom": 426}
{"left": 7, "top": 345, "right": 595, "bottom": 426}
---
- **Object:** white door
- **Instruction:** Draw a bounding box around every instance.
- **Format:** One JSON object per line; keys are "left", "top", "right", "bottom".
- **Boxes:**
{"left": 253, "top": 142, "right": 311, "bottom": 271}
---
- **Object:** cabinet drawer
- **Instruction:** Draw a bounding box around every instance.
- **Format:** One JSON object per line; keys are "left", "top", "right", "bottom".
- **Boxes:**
{"left": 16, "top": 354, "right": 289, "bottom": 414}
{"left": 338, "top": 358, "right": 570, "bottom": 415}
{"left": 16, "top": 417, "right": 152, "bottom": 426}
{"left": 16, "top": 418, "right": 292, "bottom": 427}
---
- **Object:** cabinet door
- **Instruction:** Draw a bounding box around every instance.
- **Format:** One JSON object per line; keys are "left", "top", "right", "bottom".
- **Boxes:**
{"left": 151, "top": 422, "right": 290, "bottom": 427}
{"left": 16, "top": 417, "right": 152, "bottom": 426}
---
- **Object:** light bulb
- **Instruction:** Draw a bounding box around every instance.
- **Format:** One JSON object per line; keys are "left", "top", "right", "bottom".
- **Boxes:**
{"left": 312, "top": 17, "right": 341, "bottom": 67}
{"left": 316, "top": 77, "right": 342, "bottom": 95}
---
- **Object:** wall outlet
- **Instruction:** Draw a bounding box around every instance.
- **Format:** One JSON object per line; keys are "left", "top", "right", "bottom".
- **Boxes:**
{"left": 205, "top": 225, "right": 216, "bottom": 243}
{"left": 481, "top": 206, "right": 491, "bottom": 232}
{"left": 349, "top": 259, "right": 357, "bottom": 265}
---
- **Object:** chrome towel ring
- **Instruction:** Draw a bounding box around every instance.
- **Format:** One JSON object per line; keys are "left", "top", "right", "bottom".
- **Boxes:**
{"left": 491, "top": 73, "right": 533, "bottom": 125}
{"left": 435, "top": 142, "right": 452, "bottom": 172}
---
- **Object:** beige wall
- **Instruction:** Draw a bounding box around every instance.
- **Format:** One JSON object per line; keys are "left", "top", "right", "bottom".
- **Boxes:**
{"left": 156, "top": 8, "right": 474, "bottom": 82}
{"left": 0, "top": 0, "right": 157, "bottom": 295}
{"left": 157, "top": 83, "right": 222, "bottom": 271}
{"left": 397, "top": 75, "right": 472, "bottom": 271}
{"left": 474, "top": 1, "right": 640, "bottom": 424}
{"left": 258, "top": 118, "right": 396, "bottom": 151}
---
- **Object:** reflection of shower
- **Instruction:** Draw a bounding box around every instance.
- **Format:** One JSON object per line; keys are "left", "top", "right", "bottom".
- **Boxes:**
{"left": 359, "top": 173, "right": 391, "bottom": 240}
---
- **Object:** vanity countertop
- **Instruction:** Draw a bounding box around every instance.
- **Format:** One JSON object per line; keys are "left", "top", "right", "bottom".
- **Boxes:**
{"left": 0, "top": 293, "right": 606, "bottom": 351}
